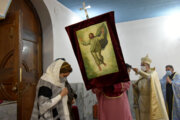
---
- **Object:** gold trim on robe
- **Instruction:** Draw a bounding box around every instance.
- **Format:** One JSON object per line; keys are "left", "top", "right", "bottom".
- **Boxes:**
{"left": 133, "top": 68, "right": 169, "bottom": 120}
{"left": 103, "top": 93, "right": 123, "bottom": 99}
{"left": 150, "top": 71, "right": 163, "bottom": 119}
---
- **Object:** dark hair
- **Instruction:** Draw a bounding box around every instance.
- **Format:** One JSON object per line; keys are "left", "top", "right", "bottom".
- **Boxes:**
{"left": 126, "top": 63, "right": 132, "bottom": 69}
{"left": 166, "top": 65, "right": 174, "bottom": 70}
{"left": 89, "top": 33, "right": 94, "bottom": 37}
{"left": 60, "top": 62, "right": 72, "bottom": 73}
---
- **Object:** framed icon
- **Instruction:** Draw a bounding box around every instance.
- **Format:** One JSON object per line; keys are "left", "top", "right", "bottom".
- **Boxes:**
{"left": 66, "top": 11, "right": 129, "bottom": 90}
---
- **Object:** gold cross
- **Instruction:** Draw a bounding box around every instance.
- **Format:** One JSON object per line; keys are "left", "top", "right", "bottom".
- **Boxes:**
{"left": 80, "top": 2, "right": 91, "bottom": 19}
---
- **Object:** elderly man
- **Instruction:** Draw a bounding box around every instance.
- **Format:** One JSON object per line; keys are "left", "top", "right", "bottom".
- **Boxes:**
{"left": 132, "top": 55, "right": 168, "bottom": 120}
{"left": 161, "top": 65, "right": 180, "bottom": 120}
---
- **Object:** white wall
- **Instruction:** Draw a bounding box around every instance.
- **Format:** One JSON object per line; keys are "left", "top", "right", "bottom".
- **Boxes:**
{"left": 31, "top": 0, "right": 54, "bottom": 74}
{"left": 116, "top": 15, "right": 180, "bottom": 80}
{"left": 32, "top": 0, "right": 180, "bottom": 82}
{"left": 43, "top": 0, "right": 83, "bottom": 83}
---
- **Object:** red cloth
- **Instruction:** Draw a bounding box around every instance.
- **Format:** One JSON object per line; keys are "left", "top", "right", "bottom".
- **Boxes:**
{"left": 103, "top": 82, "right": 130, "bottom": 97}
{"left": 72, "top": 106, "right": 80, "bottom": 120}
{"left": 0, "top": 100, "right": 3, "bottom": 104}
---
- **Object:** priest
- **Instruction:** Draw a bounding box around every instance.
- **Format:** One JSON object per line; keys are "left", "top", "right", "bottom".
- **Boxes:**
{"left": 132, "top": 55, "right": 168, "bottom": 120}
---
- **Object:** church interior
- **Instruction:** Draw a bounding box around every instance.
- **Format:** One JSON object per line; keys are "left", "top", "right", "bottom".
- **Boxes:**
{"left": 0, "top": 0, "right": 180, "bottom": 120}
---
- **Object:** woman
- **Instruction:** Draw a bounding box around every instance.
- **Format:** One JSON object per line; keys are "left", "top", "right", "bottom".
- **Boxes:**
{"left": 31, "top": 59, "right": 77, "bottom": 120}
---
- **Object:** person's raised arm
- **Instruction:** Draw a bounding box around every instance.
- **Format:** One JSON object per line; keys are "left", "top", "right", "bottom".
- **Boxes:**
{"left": 79, "top": 37, "right": 90, "bottom": 46}
{"left": 133, "top": 68, "right": 151, "bottom": 79}
{"left": 96, "top": 28, "right": 105, "bottom": 40}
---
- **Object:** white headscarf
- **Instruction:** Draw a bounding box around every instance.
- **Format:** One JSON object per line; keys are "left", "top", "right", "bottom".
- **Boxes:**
{"left": 39, "top": 59, "right": 70, "bottom": 120}
{"left": 41, "top": 59, "right": 65, "bottom": 87}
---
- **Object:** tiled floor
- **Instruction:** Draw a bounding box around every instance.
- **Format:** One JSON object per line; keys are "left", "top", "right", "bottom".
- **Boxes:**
{"left": 0, "top": 101, "right": 17, "bottom": 120}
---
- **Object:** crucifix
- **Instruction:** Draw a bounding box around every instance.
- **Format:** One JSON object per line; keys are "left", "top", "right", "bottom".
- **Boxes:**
{"left": 80, "top": 1, "right": 91, "bottom": 19}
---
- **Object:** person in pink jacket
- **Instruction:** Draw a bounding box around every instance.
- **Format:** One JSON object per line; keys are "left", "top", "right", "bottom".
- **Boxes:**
{"left": 92, "top": 63, "right": 132, "bottom": 120}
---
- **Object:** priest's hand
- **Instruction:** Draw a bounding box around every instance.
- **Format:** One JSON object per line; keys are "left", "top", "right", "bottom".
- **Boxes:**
{"left": 166, "top": 77, "right": 172, "bottom": 84}
{"left": 132, "top": 68, "right": 138, "bottom": 74}
{"left": 60, "top": 88, "right": 68, "bottom": 97}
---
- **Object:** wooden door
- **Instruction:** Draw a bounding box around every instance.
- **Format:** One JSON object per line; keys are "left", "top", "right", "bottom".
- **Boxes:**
{"left": 14, "top": 0, "right": 42, "bottom": 119}
{"left": 0, "top": 12, "right": 21, "bottom": 101}
{"left": 0, "top": 0, "right": 42, "bottom": 120}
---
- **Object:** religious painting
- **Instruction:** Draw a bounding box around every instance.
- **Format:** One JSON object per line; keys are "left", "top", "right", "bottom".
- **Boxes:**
{"left": 76, "top": 21, "right": 119, "bottom": 79}
{"left": 66, "top": 11, "right": 129, "bottom": 90}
